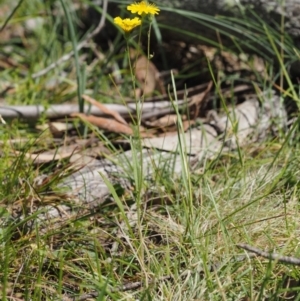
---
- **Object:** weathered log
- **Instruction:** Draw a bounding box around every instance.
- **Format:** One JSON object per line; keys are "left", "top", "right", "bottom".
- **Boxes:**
{"left": 7, "top": 90, "right": 287, "bottom": 231}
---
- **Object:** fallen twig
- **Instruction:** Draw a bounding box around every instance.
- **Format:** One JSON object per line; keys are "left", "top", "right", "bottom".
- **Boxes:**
{"left": 237, "top": 243, "right": 300, "bottom": 265}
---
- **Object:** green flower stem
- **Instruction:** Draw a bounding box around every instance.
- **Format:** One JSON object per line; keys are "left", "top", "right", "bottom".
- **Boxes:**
{"left": 60, "top": 0, "right": 84, "bottom": 113}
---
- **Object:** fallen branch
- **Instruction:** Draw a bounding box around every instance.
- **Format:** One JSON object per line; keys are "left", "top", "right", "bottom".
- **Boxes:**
{"left": 0, "top": 104, "right": 130, "bottom": 120}
{"left": 0, "top": 83, "right": 249, "bottom": 121}
{"left": 0, "top": 100, "right": 181, "bottom": 120}
{"left": 237, "top": 243, "right": 300, "bottom": 265}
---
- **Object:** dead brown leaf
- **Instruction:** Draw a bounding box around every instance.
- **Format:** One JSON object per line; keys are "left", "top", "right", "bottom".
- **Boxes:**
{"left": 71, "top": 113, "right": 133, "bottom": 135}
{"left": 132, "top": 50, "right": 166, "bottom": 97}
{"left": 48, "top": 121, "right": 74, "bottom": 138}
{"left": 82, "top": 94, "right": 128, "bottom": 125}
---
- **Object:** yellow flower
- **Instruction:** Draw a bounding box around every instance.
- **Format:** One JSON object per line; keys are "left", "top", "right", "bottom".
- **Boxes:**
{"left": 127, "top": 1, "right": 160, "bottom": 15}
{"left": 114, "top": 17, "right": 142, "bottom": 32}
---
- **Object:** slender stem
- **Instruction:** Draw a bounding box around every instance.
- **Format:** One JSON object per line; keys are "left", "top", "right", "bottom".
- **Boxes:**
{"left": 60, "top": 0, "right": 84, "bottom": 113}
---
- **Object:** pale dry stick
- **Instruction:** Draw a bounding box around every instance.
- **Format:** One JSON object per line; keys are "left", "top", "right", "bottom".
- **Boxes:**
{"left": 237, "top": 243, "right": 300, "bottom": 265}
{"left": 32, "top": 0, "right": 108, "bottom": 79}
{"left": 0, "top": 100, "right": 183, "bottom": 120}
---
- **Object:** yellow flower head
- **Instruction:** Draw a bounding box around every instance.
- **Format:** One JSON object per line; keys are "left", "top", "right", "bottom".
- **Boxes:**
{"left": 127, "top": 1, "right": 160, "bottom": 16}
{"left": 114, "top": 17, "right": 142, "bottom": 32}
